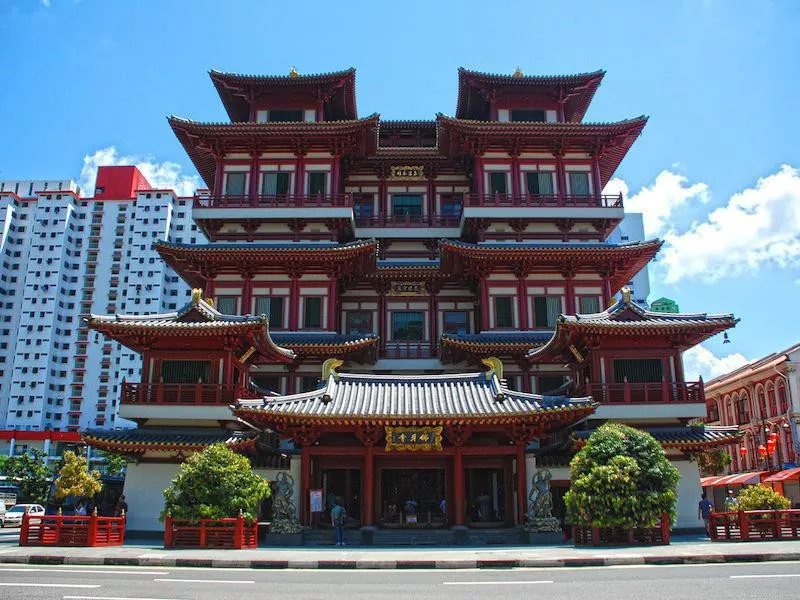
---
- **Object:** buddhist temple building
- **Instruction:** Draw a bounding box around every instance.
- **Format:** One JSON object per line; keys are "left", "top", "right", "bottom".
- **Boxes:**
{"left": 83, "top": 66, "right": 740, "bottom": 538}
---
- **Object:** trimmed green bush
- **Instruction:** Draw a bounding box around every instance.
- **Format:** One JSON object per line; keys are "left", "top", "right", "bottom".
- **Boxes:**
{"left": 162, "top": 444, "right": 270, "bottom": 524}
{"left": 565, "top": 423, "right": 680, "bottom": 528}
{"left": 737, "top": 485, "right": 791, "bottom": 512}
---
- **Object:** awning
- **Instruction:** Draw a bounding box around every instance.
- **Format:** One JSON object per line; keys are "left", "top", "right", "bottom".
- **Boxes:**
{"left": 700, "top": 475, "right": 726, "bottom": 487}
{"left": 763, "top": 467, "right": 800, "bottom": 483}
{"left": 712, "top": 471, "right": 768, "bottom": 487}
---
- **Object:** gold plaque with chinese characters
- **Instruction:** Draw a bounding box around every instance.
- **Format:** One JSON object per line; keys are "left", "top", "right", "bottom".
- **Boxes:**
{"left": 387, "top": 281, "right": 426, "bottom": 296}
{"left": 385, "top": 426, "right": 443, "bottom": 452}
{"left": 390, "top": 165, "right": 425, "bottom": 180}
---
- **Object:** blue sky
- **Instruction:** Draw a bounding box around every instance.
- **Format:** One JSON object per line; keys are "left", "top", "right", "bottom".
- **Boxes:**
{"left": 1, "top": 0, "right": 798, "bottom": 377}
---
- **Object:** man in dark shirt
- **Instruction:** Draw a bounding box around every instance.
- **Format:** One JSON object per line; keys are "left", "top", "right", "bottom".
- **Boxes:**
{"left": 698, "top": 492, "right": 713, "bottom": 537}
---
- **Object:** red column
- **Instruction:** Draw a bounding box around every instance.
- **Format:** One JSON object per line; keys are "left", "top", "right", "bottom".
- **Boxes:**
{"left": 521, "top": 367, "right": 531, "bottom": 393}
{"left": 516, "top": 443, "right": 527, "bottom": 526}
{"left": 241, "top": 273, "right": 253, "bottom": 315}
{"left": 426, "top": 178, "right": 435, "bottom": 225}
{"left": 288, "top": 274, "right": 300, "bottom": 330}
{"left": 565, "top": 275, "right": 575, "bottom": 315}
{"left": 213, "top": 159, "right": 224, "bottom": 197}
{"left": 363, "top": 445, "right": 374, "bottom": 526}
{"left": 294, "top": 154, "right": 305, "bottom": 197}
{"left": 556, "top": 154, "right": 567, "bottom": 205}
{"left": 428, "top": 292, "right": 438, "bottom": 353}
{"left": 591, "top": 154, "right": 602, "bottom": 200}
{"left": 475, "top": 155, "right": 485, "bottom": 196}
{"left": 248, "top": 154, "right": 259, "bottom": 198}
{"left": 480, "top": 275, "right": 490, "bottom": 331}
{"left": 331, "top": 155, "right": 341, "bottom": 197}
{"left": 517, "top": 274, "right": 528, "bottom": 330}
{"left": 510, "top": 154, "right": 521, "bottom": 199}
{"left": 601, "top": 275, "right": 612, "bottom": 307}
{"left": 287, "top": 367, "right": 297, "bottom": 394}
{"left": 327, "top": 279, "right": 337, "bottom": 331}
{"left": 453, "top": 446, "right": 464, "bottom": 526}
{"left": 301, "top": 446, "right": 312, "bottom": 526}
{"left": 378, "top": 287, "right": 387, "bottom": 355}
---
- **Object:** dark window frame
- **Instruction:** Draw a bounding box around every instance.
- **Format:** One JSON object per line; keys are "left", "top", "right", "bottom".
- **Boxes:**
{"left": 443, "top": 310, "right": 469, "bottom": 335}
{"left": 303, "top": 296, "right": 324, "bottom": 329}
{"left": 391, "top": 311, "right": 425, "bottom": 341}
{"left": 494, "top": 296, "right": 514, "bottom": 329}
{"left": 346, "top": 311, "right": 373, "bottom": 335}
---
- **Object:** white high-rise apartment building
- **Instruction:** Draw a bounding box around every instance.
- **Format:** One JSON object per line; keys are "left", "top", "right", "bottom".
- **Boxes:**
{"left": 0, "top": 167, "right": 204, "bottom": 435}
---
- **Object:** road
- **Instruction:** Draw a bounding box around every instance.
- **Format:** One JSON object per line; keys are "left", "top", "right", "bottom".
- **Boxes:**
{"left": 0, "top": 561, "right": 798, "bottom": 599}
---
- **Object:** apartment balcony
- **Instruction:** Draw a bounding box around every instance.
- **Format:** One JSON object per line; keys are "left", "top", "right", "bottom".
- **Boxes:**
{"left": 121, "top": 382, "right": 261, "bottom": 406}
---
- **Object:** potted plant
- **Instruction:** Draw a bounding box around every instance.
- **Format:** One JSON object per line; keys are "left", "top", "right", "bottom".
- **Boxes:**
{"left": 161, "top": 444, "right": 270, "bottom": 549}
{"left": 565, "top": 423, "right": 678, "bottom": 546}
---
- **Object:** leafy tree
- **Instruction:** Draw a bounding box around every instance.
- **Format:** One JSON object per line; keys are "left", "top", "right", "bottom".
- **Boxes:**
{"left": 697, "top": 447, "right": 732, "bottom": 476}
{"left": 5, "top": 449, "right": 51, "bottom": 504}
{"left": 55, "top": 451, "right": 102, "bottom": 501}
{"left": 162, "top": 444, "right": 270, "bottom": 524}
{"left": 0, "top": 455, "right": 9, "bottom": 475}
{"left": 737, "top": 485, "right": 791, "bottom": 512}
{"left": 565, "top": 423, "right": 680, "bottom": 528}
{"left": 102, "top": 452, "right": 127, "bottom": 477}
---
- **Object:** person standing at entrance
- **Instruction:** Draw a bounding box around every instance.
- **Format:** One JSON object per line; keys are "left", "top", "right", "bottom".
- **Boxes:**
{"left": 697, "top": 493, "right": 713, "bottom": 537}
{"left": 331, "top": 496, "right": 347, "bottom": 546}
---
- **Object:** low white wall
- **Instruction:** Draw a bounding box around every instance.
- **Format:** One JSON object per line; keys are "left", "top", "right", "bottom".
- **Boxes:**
{"left": 674, "top": 459, "right": 703, "bottom": 530}
{"left": 123, "top": 462, "right": 180, "bottom": 533}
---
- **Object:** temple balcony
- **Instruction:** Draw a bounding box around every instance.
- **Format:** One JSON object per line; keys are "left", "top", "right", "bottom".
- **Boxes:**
{"left": 380, "top": 341, "right": 436, "bottom": 359}
{"left": 586, "top": 380, "right": 707, "bottom": 421}
{"left": 462, "top": 193, "right": 624, "bottom": 229}
{"left": 194, "top": 193, "right": 353, "bottom": 210}
{"left": 354, "top": 213, "right": 462, "bottom": 238}
{"left": 119, "top": 382, "right": 262, "bottom": 424}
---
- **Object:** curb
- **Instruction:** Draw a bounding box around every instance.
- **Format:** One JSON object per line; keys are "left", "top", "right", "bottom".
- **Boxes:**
{"left": 1, "top": 552, "right": 799, "bottom": 569}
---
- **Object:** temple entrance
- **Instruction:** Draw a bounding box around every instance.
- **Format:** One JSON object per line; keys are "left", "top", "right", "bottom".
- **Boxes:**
{"left": 379, "top": 468, "right": 446, "bottom": 528}
{"left": 321, "top": 468, "right": 361, "bottom": 528}
{"left": 465, "top": 468, "right": 507, "bottom": 526}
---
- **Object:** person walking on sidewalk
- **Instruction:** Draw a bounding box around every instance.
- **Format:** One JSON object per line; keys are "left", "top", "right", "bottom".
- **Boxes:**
{"left": 698, "top": 493, "right": 713, "bottom": 537}
{"left": 331, "top": 496, "right": 347, "bottom": 546}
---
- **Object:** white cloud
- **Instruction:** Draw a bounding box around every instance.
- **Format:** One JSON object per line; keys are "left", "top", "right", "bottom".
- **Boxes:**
{"left": 41, "top": 0, "right": 51, "bottom": 6}
{"left": 660, "top": 165, "right": 800, "bottom": 283}
{"left": 605, "top": 170, "right": 710, "bottom": 237}
{"left": 79, "top": 146, "right": 199, "bottom": 198}
{"left": 682, "top": 344, "right": 749, "bottom": 381}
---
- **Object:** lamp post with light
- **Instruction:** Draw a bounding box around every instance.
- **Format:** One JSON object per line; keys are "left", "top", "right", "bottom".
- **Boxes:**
{"left": 764, "top": 420, "right": 791, "bottom": 470}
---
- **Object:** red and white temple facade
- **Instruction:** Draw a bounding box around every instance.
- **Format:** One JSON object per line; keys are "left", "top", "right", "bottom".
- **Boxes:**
{"left": 83, "top": 67, "right": 740, "bottom": 537}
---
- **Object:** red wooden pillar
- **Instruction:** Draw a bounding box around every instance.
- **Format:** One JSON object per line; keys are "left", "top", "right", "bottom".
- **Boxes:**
{"left": 241, "top": 273, "right": 253, "bottom": 315}
{"left": 475, "top": 155, "right": 485, "bottom": 196}
{"left": 521, "top": 367, "right": 532, "bottom": 393}
{"left": 327, "top": 278, "right": 337, "bottom": 332}
{"left": 555, "top": 154, "right": 567, "bottom": 205}
{"left": 516, "top": 274, "right": 528, "bottom": 330}
{"left": 288, "top": 273, "right": 300, "bottom": 330}
{"left": 480, "top": 275, "right": 490, "bottom": 331}
{"left": 301, "top": 446, "right": 312, "bottom": 526}
{"left": 213, "top": 159, "right": 224, "bottom": 197}
{"left": 516, "top": 443, "right": 527, "bottom": 526}
{"left": 363, "top": 445, "right": 375, "bottom": 526}
{"left": 601, "top": 275, "right": 612, "bottom": 307}
{"left": 294, "top": 153, "right": 305, "bottom": 196}
{"left": 510, "top": 154, "right": 521, "bottom": 199}
{"left": 428, "top": 290, "right": 438, "bottom": 353}
{"left": 248, "top": 154, "right": 259, "bottom": 199}
{"left": 564, "top": 275, "right": 575, "bottom": 315}
{"left": 591, "top": 154, "right": 602, "bottom": 201}
{"left": 331, "top": 155, "right": 341, "bottom": 196}
{"left": 426, "top": 177, "right": 435, "bottom": 225}
{"left": 453, "top": 446, "right": 465, "bottom": 526}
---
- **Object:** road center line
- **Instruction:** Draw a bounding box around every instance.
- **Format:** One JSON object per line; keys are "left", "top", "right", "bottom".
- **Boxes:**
{"left": 153, "top": 578, "right": 254, "bottom": 584}
{"left": 730, "top": 574, "right": 800, "bottom": 579}
{"left": 0, "top": 583, "right": 101, "bottom": 589}
{"left": 65, "top": 596, "right": 184, "bottom": 600}
{"left": 443, "top": 580, "right": 554, "bottom": 585}
{"left": 0, "top": 568, "right": 169, "bottom": 575}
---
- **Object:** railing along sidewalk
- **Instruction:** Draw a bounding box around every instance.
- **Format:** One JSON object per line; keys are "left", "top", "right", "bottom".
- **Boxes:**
{"left": 709, "top": 509, "right": 800, "bottom": 541}
{"left": 20, "top": 509, "right": 126, "bottom": 547}
{"left": 164, "top": 512, "right": 258, "bottom": 549}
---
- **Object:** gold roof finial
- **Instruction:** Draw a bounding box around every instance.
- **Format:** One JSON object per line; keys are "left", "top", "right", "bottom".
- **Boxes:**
{"left": 512, "top": 66, "right": 524, "bottom": 78}
{"left": 481, "top": 356, "right": 504, "bottom": 381}
{"left": 190, "top": 288, "right": 203, "bottom": 305}
{"left": 289, "top": 66, "right": 299, "bottom": 78}
{"left": 322, "top": 358, "right": 344, "bottom": 381}
{"left": 621, "top": 287, "right": 632, "bottom": 304}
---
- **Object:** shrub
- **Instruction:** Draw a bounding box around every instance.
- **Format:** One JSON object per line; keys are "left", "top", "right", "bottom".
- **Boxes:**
{"left": 55, "top": 450, "right": 102, "bottom": 501}
{"left": 162, "top": 444, "right": 270, "bottom": 524}
{"left": 697, "top": 447, "right": 732, "bottom": 476}
{"left": 737, "top": 485, "right": 791, "bottom": 512}
{"left": 5, "top": 449, "right": 51, "bottom": 504}
{"left": 565, "top": 423, "right": 680, "bottom": 528}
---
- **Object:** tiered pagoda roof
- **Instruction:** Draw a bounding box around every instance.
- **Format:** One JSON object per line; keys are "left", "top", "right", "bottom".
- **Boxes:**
{"left": 234, "top": 370, "right": 595, "bottom": 428}
{"left": 272, "top": 332, "right": 378, "bottom": 361}
{"left": 456, "top": 68, "right": 605, "bottom": 122}
{"left": 209, "top": 68, "right": 357, "bottom": 122}
{"left": 86, "top": 289, "right": 295, "bottom": 363}
{"left": 440, "top": 331, "right": 554, "bottom": 363}
{"left": 440, "top": 239, "right": 662, "bottom": 292}
{"left": 529, "top": 291, "right": 739, "bottom": 361}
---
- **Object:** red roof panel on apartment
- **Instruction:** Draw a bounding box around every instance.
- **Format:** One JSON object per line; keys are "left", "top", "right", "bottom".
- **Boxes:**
{"left": 93, "top": 166, "right": 152, "bottom": 200}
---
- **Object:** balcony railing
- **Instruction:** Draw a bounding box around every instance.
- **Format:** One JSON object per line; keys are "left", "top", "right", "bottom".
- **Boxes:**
{"left": 464, "top": 193, "right": 623, "bottom": 209}
{"left": 381, "top": 342, "right": 436, "bottom": 359}
{"left": 121, "top": 382, "right": 261, "bottom": 405}
{"left": 586, "top": 381, "right": 704, "bottom": 404}
{"left": 194, "top": 194, "right": 353, "bottom": 209}
{"left": 355, "top": 214, "right": 462, "bottom": 228}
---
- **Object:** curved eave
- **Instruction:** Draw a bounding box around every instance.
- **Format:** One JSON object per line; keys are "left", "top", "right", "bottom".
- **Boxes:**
{"left": 440, "top": 336, "right": 547, "bottom": 355}
{"left": 278, "top": 337, "right": 378, "bottom": 358}
{"left": 80, "top": 434, "right": 256, "bottom": 455}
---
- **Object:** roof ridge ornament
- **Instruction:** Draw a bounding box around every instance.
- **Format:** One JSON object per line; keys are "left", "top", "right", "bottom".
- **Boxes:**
{"left": 513, "top": 66, "right": 524, "bottom": 78}
{"left": 322, "top": 358, "right": 344, "bottom": 381}
{"left": 621, "top": 287, "right": 632, "bottom": 304}
{"left": 289, "top": 66, "right": 299, "bottom": 78}
{"left": 481, "top": 356, "right": 504, "bottom": 381}
{"left": 190, "top": 288, "right": 203, "bottom": 305}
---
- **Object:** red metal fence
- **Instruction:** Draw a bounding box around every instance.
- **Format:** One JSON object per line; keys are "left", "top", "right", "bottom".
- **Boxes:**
{"left": 709, "top": 510, "right": 800, "bottom": 541}
{"left": 121, "top": 383, "right": 260, "bottom": 405}
{"left": 164, "top": 514, "right": 258, "bottom": 549}
{"left": 573, "top": 514, "right": 670, "bottom": 546}
{"left": 586, "top": 381, "right": 704, "bottom": 404}
{"left": 20, "top": 512, "right": 125, "bottom": 547}
{"left": 194, "top": 194, "right": 352, "bottom": 209}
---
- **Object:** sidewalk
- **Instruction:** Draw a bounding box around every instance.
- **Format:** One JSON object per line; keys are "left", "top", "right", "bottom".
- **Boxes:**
{"left": 2, "top": 535, "right": 800, "bottom": 569}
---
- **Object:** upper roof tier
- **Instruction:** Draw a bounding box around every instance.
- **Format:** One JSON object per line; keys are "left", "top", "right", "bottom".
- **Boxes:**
{"left": 210, "top": 68, "right": 357, "bottom": 122}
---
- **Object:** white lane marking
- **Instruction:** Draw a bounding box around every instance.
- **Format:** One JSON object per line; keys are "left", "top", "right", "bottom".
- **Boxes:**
{"left": 153, "top": 578, "right": 254, "bottom": 584}
{"left": 65, "top": 597, "right": 183, "bottom": 600}
{"left": 443, "top": 580, "right": 553, "bottom": 585}
{"left": 0, "top": 583, "right": 101, "bottom": 588}
{"left": 730, "top": 574, "right": 800, "bottom": 579}
{"left": 0, "top": 568, "right": 169, "bottom": 575}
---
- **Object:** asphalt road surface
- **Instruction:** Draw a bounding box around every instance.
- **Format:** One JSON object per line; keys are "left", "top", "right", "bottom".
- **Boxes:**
{"left": 0, "top": 561, "right": 798, "bottom": 600}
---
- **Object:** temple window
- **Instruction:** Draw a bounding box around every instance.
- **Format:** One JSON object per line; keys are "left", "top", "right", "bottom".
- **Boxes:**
{"left": 532, "top": 296, "right": 561, "bottom": 328}
{"left": 346, "top": 311, "right": 373, "bottom": 335}
{"left": 303, "top": 297, "right": 323, "bottom": 329}
{"left": 525, "top": 171, "right": 554, "bottom": 195}
{"left": 391, "top": 312, "right": 425, "bottom": 341}
{"left": 216, "top": 296, "right": 238, "bottom": 315}
{"left": 443, "top": 311, "right": 469, "bottom": 335}
{"left": 567, "top": 172, "right": 591, "bottom": 195}
{"left": 489, "top": 172, "right": 508, "bottom": 195}
{"left": 257, "top": 109, "right": 303, "bottom": 123}
{"left": 160, "top": 360, "right": 211, "bottom": 384}
{"left": 307, "top": 172, "right": 327, "bottom": 195}
{"left": 353, "top": 195, "right": 374, "bottom": 218}
{"left": 260, "top": 172, "right": 290, "bottom": 196}
{"left": 578, "top": 295, "right": 600, "bottom": 314}
{"left": 440, "top": 193, "right": 463, "bottom": 218}
{"left": 392, "top": 194, "right": 423, "bottom": 217}
{"left": 254, "top": 296, "right": 284, "bottom": 327}
{"left": 224, "top": 172, "right": 246, "bottom": 195}
{"left": 494, "top": 297, "right": 514, "bottom": 328}
{"left": 612, "top": 358, "right": 663, "bottom": 383}
{"left": 510, "top": 109, "right": 546, "bottom": 122}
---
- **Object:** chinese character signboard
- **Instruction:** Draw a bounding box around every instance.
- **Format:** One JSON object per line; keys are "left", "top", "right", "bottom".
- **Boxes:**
{"left": 390, "top": 165, "right": 425, "bottom": 180}
{"left": 387, "top": 281, "right": 426, "bottom": 297}
{"left": 385, "top": 426, "right": 443, "bottom": 452}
